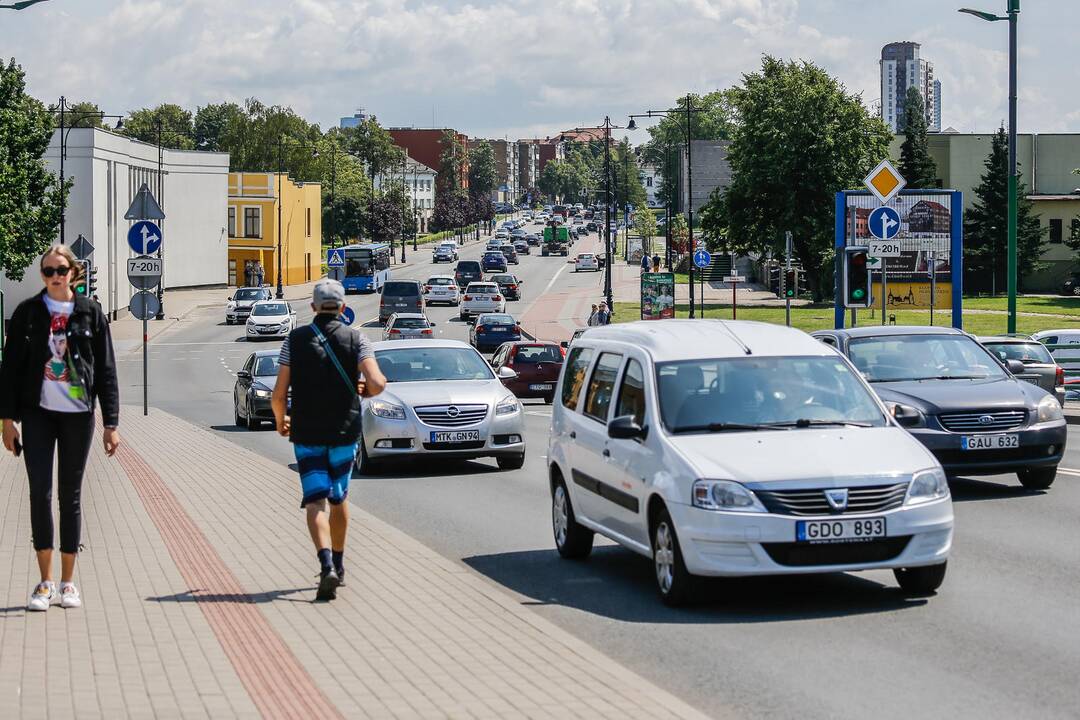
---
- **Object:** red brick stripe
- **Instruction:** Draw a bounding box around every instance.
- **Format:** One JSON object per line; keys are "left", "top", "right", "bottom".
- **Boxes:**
{"left": 114, "top": 443, "right": 342, "bottom": 720}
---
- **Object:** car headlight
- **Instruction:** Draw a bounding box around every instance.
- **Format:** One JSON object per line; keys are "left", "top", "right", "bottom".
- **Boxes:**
{"left": 1036, "top": 393, "right": 1064, "bottom": 423}
{"left": 252, "top": 388, "right": 272, "bottom": 398}
{"left": 227, "top": 302, "right": 236, "bottom": 310}
{"left": 496, "top": 395, "right": 521, "bottom": 416}
{"left": 369, "top": 399, "right": 406, "bottom": 420}
{"left": 905, "top": 467, "right": 950, "bottom": 505}
{"left": 691, "top": 480, "right": 766, "bottom": 513}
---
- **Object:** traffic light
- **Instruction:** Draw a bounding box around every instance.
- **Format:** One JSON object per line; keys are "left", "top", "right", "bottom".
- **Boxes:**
{"left": 87, "top": 265, "right": 99, "bottom": 298}
{"left": 843, "top": 247, "right": 871, "bottom": 308}
{"left": 784, "top": 269, "right": 797, "bottom": 299}
{"left": 74, "top": 260, "right": 91, "bottom": 296}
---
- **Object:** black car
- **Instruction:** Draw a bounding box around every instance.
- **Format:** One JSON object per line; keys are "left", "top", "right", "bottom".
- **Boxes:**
{"left": 455, "top": 260, "right": 483, "bottom": 288}
{"left": 482, "top": 251, "right": 508, "bottom": 272}
{"left": 513, "top": 239, "right": 530, "bottom": 255}
{"left": 234, "top": 350, "right": 282, "bottom": 428}
{"left": 585, "top": 221, "right": 598, "bottom": 232}
{"left": 490, "top": 273, "right": 523, "bottom": 301}
{"left": 525, "top": 233, "right": 541, "bottom": 246}
{"left": 812, "top": 326, "right": 1067, "bottom": 489}
{"left": 1061, "top": 274, "right": 1080, "bottom": 296}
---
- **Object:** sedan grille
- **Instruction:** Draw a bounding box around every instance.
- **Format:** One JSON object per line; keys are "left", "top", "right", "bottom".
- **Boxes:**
{"left": 762, "top": 537, "right": 912, "bottom": 567}
{"left": 414, "top": 404, "right": 488, "bottom": 427}
{"left": 939, "top": 409, "right": 1026, "bottom": 432}
{"left": 755, "top": 482, "right": 909, "bottom": 517}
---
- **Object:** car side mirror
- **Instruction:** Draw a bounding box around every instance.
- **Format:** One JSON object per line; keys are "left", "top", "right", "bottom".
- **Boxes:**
{"left": 1006, "top": 359, "right": 1026, "bottom": 375}
{"left": 227, "top": 296, "right": 233, "bottom": 301}
{"left": 496, "top": 366, "right": 518, "bottom": 380}
{"left": 609, "top": 415, "right": 647, "bottom": 441}
{"left": 890, "top": 403, "right": 922, "bottom": 428}
{"left": 237, "top": 370, "right": 252, "bottom": 380}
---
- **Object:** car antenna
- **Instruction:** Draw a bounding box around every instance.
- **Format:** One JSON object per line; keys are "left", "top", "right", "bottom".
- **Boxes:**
{"left": 717, "top": 321, "right": 753, "bottom": 355}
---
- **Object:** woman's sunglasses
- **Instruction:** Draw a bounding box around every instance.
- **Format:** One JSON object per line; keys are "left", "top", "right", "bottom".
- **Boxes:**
{"left": 42, "top": 265, "right": 72, "bottom": 278}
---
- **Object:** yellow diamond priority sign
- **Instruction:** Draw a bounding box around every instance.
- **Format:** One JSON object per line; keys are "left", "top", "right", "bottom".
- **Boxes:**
{"left": 863, "top": 158, "right": 907, "bottom": 205}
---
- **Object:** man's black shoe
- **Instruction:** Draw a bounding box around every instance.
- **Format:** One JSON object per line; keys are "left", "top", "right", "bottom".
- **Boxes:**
{"left": 316, "top": 568, "right": 340, "bottom": 601}
{"left": 335, "top": 568, "right": 345, "bottom": 587}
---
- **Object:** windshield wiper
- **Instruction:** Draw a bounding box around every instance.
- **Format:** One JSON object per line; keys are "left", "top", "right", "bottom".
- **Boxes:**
{"left": 670, "top": 422, "right": 787, "bottom": 434}
{"left": 870, "top": 375, "right": 985, "bottom": 383}
{"left": 766, "top": 419, "right": 874, "bottom": 429}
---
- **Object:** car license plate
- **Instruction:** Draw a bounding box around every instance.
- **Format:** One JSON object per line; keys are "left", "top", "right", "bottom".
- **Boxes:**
{"left": 430, "top": 430, "right": 481, "bottom": 444}
{"left": 493, "top": 326, "right": 512, "bottom": 332}
{"left": 961, "top": 434, "right": 1019, "bottom": 450}
{"left": 529, "top": 383, "right": 553, "bottom": 391}
{"left": 796, "top": 517, "right": 886, "bottom": 543}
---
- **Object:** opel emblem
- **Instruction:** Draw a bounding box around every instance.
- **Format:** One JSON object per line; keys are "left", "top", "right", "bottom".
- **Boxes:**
{"left": 978, "top": 414, "right": 994, "bottom": 425}
{"left": 824, "top": 488, "right": 849, "bottom": 512}
{"left": 447, "top": 406, "right": 460, "bottom": 418}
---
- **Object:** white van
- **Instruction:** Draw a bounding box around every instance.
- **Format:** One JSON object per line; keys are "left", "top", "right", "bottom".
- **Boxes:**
{"left": 547, "top": 320, "right": 954, "bottom": 605}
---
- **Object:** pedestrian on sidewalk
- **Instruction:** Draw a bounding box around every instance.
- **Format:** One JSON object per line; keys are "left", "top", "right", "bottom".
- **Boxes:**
{"left": 652, "top": 254, "right": 662, "bottom": 272}
{"left": 586, "top": 304, "right": 601, "bottom": 327}
{"left": 597, "top": 302, "right": 612, "bottom": 325}
{"left": 272, "top": 279, "right": 387, "bottom": 602}
{"left": 640, "top": 253, "right": 651, "bottom": 274}
{"left": 0, "top": 245, "right": 121, "bottom": 612}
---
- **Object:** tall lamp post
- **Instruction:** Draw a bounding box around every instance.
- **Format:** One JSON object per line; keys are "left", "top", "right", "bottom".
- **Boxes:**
{"left": 960, "top": 1, "right": 1019, "bottom": 333}
{"left": 628, "top": 94, "right": 706, "bottom": 317}
{"left": 151, "top": 119, "right": 192, "bottom": 320}
{"left": 274, "top": 138, "right": 320, "bottom": 298}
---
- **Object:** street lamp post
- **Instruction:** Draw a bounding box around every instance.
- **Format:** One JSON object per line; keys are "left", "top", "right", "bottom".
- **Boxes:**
{"left": 960, "top": 0, "right": 1020, "bottom": 333}
{"left": 400, "top": 155, "right": 407, "bottom": 264}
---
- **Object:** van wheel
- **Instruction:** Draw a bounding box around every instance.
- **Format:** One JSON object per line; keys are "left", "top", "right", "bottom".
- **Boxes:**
{"left": 893, "top": 562, "right": 947, "bottom": 596}
{"left": 497, "top": 453, "right": 525, "bottom": 470}
{"left": 552, "top": 479, "right": 593, "bottom": 558}
{"left": 652, "top": 507, "right": 696, "bottom": 606}
{"left": 1018, "top": 466, "right": 1056, "bottom": 490}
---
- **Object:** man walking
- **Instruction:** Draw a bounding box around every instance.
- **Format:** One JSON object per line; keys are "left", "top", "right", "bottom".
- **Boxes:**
{"left": 272, "top": 279, "right": 386, "bottom": 601}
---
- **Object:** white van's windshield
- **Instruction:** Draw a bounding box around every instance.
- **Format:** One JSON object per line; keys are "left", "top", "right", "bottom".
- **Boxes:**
{"left": 657, "top": 356, "right": 886, "bottom": 433}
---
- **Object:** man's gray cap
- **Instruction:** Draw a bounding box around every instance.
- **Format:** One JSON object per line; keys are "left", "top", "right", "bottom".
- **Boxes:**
{"left": 313, "top": 278, "right": 346, "bottom": 309}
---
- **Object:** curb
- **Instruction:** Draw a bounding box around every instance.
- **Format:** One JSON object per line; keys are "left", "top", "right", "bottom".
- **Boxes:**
{"left": 1065, "top": 407, "right": 1080, "bottom": 426}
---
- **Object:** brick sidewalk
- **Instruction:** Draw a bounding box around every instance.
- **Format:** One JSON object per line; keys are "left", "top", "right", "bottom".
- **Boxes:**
{"left": 0, "top": 408, "right": 714, "bottom": 720}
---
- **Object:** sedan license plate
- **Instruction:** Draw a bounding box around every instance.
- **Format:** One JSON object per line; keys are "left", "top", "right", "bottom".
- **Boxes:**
{"left": 962, "top": 434, "right": 1019, "bottom": 450}
{"left": 529, "top": 383, "right": 553, "bottom": 391}
{"left": 796, "top": 517, "right": 885, "bottom": 543}
{"left": 430, "top": 430, "right": 481, "bottom": 444}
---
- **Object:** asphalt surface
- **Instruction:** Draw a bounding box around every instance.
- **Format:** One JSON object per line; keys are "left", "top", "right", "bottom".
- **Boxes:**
{"left": 117, "top": 217, "right": 1080, "bottom": 720}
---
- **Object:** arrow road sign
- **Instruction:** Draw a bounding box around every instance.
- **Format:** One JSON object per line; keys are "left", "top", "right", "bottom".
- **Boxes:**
{"left": 127, "top": 221, "right": 162, "bottom": 256}
{"left": 340, "top": 306, "right": 355, "bottom": 326}
{"left": 327, "top": 249, "right": 346, "bottom": 268}
{"left": 693, "top": 249, "right": 712, "bottom": 268}
{"left": 124, "top": 183, "right": 165, "bottom": 221}
{"left": 868, "top": 206, "right": 901, "bottom": 240}
{"left": 71, "top": 234, "right": 94, "bottom": 261}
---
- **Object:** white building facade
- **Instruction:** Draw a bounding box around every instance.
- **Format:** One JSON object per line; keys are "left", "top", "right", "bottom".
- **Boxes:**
{"left": 373, "top": 158, "right": 438, "bottom": 234}
{"left": 1, "top": 128, "right": 230, "bottom": 320}
{"left": 880, "top": 41, "right": 942, "bottom": 133}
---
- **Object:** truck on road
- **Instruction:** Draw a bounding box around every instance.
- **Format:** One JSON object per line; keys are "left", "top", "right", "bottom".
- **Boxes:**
{"left": 542, "top": 225, "right": 570, "bottom": 256}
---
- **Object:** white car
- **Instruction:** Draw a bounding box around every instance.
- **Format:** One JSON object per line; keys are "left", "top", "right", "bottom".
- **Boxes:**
{"left": 575, "top": 253, "right": 599, "bottom": 272}
{"left": 547, "top": 320, "right": 954, "bottom": 605}
{"left": 460, "top": 282, "right": 506, "bottom": 322}
{"left": 423, "top": 275, "right": 461, "bottom": 306}
{"left": 383, "top": 313, "right": 435, "bottom": 341}
{"left": 495, "top": 229, "right": 510, "bottom": 240}
{"left": 245, "top": 300, "right": 296, "bottom": 340}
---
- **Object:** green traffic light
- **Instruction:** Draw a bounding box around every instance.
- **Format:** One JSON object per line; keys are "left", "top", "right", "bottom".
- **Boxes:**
{"left": 852, "top": 289, "right": 865, "bottom": 300}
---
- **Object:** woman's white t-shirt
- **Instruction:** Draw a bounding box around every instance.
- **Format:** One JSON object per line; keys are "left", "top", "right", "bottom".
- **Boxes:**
{"left": 40, "top": 295, "right": 91, "bottom": 413}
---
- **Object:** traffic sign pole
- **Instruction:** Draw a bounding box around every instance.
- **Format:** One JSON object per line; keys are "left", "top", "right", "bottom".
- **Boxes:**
{"left": 785, "top": 231, "right": 792, "bottom": 327}
{"left": 881, "top": 258, "right": 887, "bottom": 326}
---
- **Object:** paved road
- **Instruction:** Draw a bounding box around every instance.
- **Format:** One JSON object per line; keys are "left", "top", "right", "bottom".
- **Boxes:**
{"left": 118, "top": 218, "right": 1080, "bottom": 720}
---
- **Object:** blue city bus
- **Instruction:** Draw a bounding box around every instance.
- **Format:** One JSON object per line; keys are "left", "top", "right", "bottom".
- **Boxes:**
{"left": 339, "top": 243, "right": 391, "bottom": 293}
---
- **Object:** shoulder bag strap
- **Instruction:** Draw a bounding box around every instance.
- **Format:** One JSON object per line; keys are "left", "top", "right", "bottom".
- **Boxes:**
{"left": 311, "top": 324, "right": 357, "bottom": 397}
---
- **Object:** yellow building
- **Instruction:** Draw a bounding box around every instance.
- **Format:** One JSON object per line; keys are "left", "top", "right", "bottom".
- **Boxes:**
{"left": 227, "top": 172, "right": 322, "bottom": 288}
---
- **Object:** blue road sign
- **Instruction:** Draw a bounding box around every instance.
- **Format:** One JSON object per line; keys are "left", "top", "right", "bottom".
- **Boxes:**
{"left": 693, "top": 249, "right": 712, "bottom": 269}
{"left": 327, "top": 248, "right": 346, "bottom": 268}
{"left": 340, "top": 306, "right": 355, "bottom": 326}
{"left": 127, "top": 221, "right": 162, "bottom": 255}
{"left": 868, "top": 206, "right": 901, "bottom": 240}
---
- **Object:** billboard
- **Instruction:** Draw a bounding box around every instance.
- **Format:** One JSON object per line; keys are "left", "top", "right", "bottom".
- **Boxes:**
{"left": 641, "top": 272, "right": 675, "bottom": 320}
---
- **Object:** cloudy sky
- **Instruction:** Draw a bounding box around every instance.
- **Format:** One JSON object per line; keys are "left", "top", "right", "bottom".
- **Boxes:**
{"left": 1, "top": 0, "right": 1077, "bottom": 141}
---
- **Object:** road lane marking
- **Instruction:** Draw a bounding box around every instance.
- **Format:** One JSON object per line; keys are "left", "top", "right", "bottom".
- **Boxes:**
{"left": 1056, "top": 467, "right": 1080, "bottom": 476}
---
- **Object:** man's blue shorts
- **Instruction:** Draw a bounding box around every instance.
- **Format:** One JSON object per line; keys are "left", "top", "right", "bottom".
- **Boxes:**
{"left": 294, "top": 443, "right": 357, "bottom": 508}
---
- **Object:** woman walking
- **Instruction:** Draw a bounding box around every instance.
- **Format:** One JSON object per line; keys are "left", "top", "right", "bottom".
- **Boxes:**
{"left": 0, "top": 245, "right": 120, "bottom": 612}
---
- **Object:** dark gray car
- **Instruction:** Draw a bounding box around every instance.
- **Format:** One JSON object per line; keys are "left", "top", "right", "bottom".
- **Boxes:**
{"left": 812, "top": 326, "right": 1067, "bottom": 490}
{"left": 979, "top": 336, "right": 1066, "bottom": 406}
{"left": 379, "top": 280, "right": 425, "bottom": 324}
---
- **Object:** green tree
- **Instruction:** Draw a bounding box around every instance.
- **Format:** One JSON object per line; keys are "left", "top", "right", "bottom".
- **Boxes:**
{"left": 323, "top": 194, "right": 366, "bottom": 245}
{"left": 538, "top": 160, "right": 564, "bottom": 200}
{"left": 897, "top": 86, "right": 938, "bottom": 188}
{"left": 699, "top": 56, "right": 892, "bottom": 298}
{"left": 53, "top": 100, "right": 104, "bottom": 129}
{"left": 467, "top": 140, "right": 497, "bottom": 198}
{"left": 192, "top": 102, "right": 245, "bottom": 151}
{"left": 635, "top": 206, "right": 658, "bottom": 244}
{"left": 964, "top": 126, "right": 1046, "bottom": 292}
{"left": 344, "top": 118, "right": 404, "bottom": 181}
{"left": 0, "top": 59, "right": 67, "bottom": 279}
{"left": 438, "top": 130, "right": 466, "bottom": 192}
{"left": 119, "top": 103, "right": 196, "bottom": 149}
{"left": 613, "top": 139, "right": 646, "bottom": 211}
{"left": 668, "top": 213, "right": 689, "bottom": 254}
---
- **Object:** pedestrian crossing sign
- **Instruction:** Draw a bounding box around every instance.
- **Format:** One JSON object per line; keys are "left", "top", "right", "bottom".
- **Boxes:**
{"left": 327, "top": 249, "right": 345, "bottom": 268}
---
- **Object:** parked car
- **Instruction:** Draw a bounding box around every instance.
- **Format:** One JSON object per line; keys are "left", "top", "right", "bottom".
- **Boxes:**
{"left": 549, "top": 320, "right": 953, "bottom": 605}
{"left": 491, "top": 341, "right": 563, "bottom": 403}
{"left": 245, "top": 300, "right": 296, "bottom": 340}
{"left": 233, "top": 350, "right": 282, "bottom": 428}
{"left": 383, "top": 313, "right": 436, "bottom": 341}
{"left": 226, "top": 286, "right": 273, "bottom": 325}
{"left": 432, "top": 242, "right": 457, "bottom": 263}
{"left": 482, "top": 251, "right": 508, "bottom": 273}
{"left": 423, "top": 275, "right": 461, "bottom": 306}
{"left": 1030, "top": 330, "right": 1080, "bottom": 376}
{"left": 1060, "top": 274, "right": 1080, "bottom": 296}
{"left": 460, "top": 282, "right": 506, "bottom": 321}
{"left": 355, "top": 340, "right": 526, "bottom": 474}
{"left": 575, "top": 253, "right": 600, "bottom": 272}
{"left": 379, "top": 280, "right": 425, "bottom": 324}
{"left": 454, "top": 260, "right": 484, "bottom": 288}
{"left": 489, "top": 273, "right": 523, "bottom": 301}
{"left": 513, "top": 238, "right": 530, "bottom": 255}
{"left": 979, "top": 336, "right": 1066, "bottom": 406}
{"left": 813, "top": 326, "right": 1066, "bottom": 489}
{"left": 470, "top": 313, "right": 522, "bottom": 353}
{"left": 499, "top": 244, "right": 520, "bottom": 265}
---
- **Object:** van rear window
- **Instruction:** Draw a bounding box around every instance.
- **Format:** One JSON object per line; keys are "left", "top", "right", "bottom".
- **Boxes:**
{"left": 383, "top": 282, "right": 420, "bottom": 296}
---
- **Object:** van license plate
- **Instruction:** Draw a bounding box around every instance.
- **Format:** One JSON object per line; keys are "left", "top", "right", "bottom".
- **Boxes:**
{"left": 961, "top": 434, "right": 1019, "bottom": 450}
{"left": 529, "top": 384, "right": 553, "bottom": 391}
{"left": 796, "top": 518, "right": 885, "bottom": 543}
{"left": 430, "top": 430, "right": 481, "bottom": 444}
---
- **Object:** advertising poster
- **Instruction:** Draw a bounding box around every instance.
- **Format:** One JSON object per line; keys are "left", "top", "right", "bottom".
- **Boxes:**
{"left": 641, "top": 272, "right": 675, "bottom": 320}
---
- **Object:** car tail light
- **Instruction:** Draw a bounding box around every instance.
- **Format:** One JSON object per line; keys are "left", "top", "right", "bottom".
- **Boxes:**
{"left": 509, "top": 285, "right": 518, "bottom": 290}
{"left": 424, "top": 285, "right": 431, "bottom": 292}
{"left": 1057, "top": 366, "right": 1066, "bottom": 386}
{"left": 476, "top": 326, "right": 486, "bottom": 334}
{"left": 464, "top": 295, "right": 472, "bottom": 301}
{"left": 389, "top": 329, "right": 401, "bottom": 335}
{"left": 421, "top": 328, "right": 433, "bottom": 335}
{"left": 494, "top": 295, "right": 503, "bottom": 301}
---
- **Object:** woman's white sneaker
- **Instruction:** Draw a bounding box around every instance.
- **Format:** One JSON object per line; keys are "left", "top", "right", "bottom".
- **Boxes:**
{"left": 60, "top": 583, "right": 82, "bottom": 609}
{"left": 27, "top": 582, "right": 56, "bottom": 612}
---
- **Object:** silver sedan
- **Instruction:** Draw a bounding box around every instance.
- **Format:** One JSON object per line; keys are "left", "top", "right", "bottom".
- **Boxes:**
{"left": 356, "top": 340, "right": 527, "bottom": 474}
